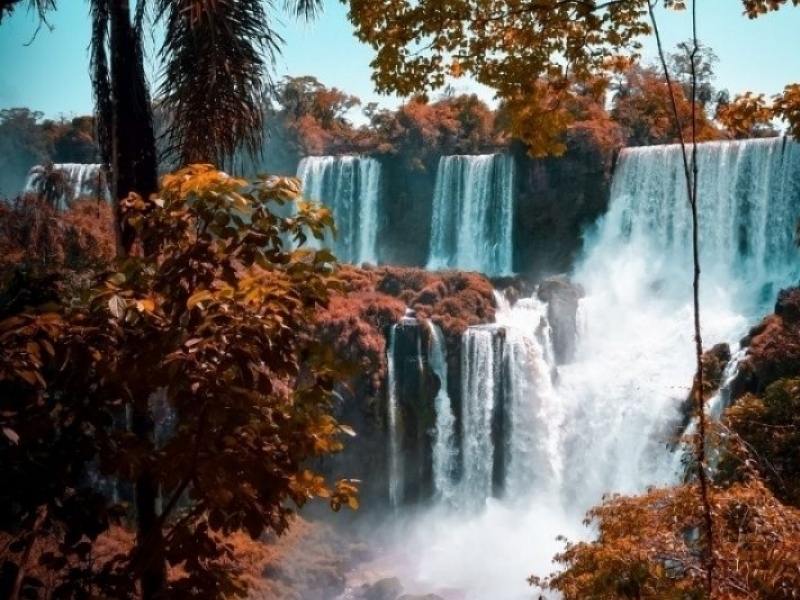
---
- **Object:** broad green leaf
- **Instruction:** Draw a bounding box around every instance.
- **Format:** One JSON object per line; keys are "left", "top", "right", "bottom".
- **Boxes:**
{"left": 108, "top": 295, "right": 126, "bottom": 319}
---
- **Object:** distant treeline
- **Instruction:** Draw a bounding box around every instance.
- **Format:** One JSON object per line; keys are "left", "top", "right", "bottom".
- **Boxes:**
{"left": 1, "top": 50, "right": 779, "bottom": 198}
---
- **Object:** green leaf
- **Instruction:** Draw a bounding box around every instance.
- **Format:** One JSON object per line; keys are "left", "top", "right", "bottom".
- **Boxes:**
{"left": 2, "top": 426, "right": 19, "bottom": 445}
{"left": 108, "top": 295, "right": 126, "bottom": 319}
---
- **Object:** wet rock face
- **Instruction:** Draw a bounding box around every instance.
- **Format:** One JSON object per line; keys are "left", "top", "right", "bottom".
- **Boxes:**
{"left": 675, "top": 342, "right": 732, "bottom": 434}
{"left": 513, "top": 140, "right": 614, "bottom": 280}
{"left": 358, "top": 577, "right": 404, "bottom": 600}
{"left": 537, "top": 276, "right": 584, "bottom": 364}
{"left": 704, "top": 343, "right": 733, "bottom": 390}
{"left": 732, "top": 287, "right": 800, "bottom": 400}
{"left": 775, "top": 287, "right": 800, "bottom": 325}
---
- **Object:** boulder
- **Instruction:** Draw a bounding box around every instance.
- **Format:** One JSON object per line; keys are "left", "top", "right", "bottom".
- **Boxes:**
{"left": 537, "top": 276, "right": 584, "bottom": 364}
{"left": 359, "top": 577, "right": 404, "bottom": 600}
{"left": 674, "top": 342, "right": 732, "bottom": 436}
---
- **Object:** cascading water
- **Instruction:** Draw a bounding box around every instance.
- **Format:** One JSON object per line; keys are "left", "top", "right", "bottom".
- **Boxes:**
{"left": 386, "top": 325, "right": 403, "bottom": 508}
{"left": 296, "top": 156, "right": 381, "bottom": 264}
{"left": 427, "top": 154, "right": 514, "bottom": 276}
{"left": 609, "top": 137, "right": 800, "bottom": 304}
{"left": 23, "top": 163, "right": 108, "bottom": 209}
{"left": 376, "top": 138, "right": 800, "bottom": 600}
{"left": 459, "top": 327, "right": 501, "bottom": 504}
{"left": 427, "top": 321, "right": 457, "bottom": 503}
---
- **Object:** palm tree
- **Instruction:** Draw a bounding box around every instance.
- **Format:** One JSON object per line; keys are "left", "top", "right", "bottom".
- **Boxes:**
{"left": 6, "top": 0, "right": 322, "bottom": 253}
{"left": 3, "top": 4, "right": 323, "bottom": 600}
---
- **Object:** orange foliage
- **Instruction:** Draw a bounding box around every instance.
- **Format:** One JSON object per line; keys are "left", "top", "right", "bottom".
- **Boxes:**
{"left": 315, "top": 266, "right": 496, "bottom": 395}
{"left": 534, "top": 480, "right": 800, "bottom": 599}
{"left": 733, "top": 288, "right": 800, "bottom": 397}
{"left": 611, "top": 64, "right": 720, "bottom": 146}
{"left": 342, "top": 265, "right": 497, "bottom": 338}
{"left": 716, "top": 92, "right": 778, "bottom": 139}
{"left": 0, "top": 195, "right": 114, "bottom": 271}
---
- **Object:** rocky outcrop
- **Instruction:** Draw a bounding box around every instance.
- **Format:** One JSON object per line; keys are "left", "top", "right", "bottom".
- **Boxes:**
{"left": 353, "top": 578, "right": 445, "bottom": 600}
{"left": 313, "top": 266, "right": 496, "bottom": 508}
{"left": 358, "top": 577, "right": 404, "bottom": 600}
{"left": 537, "top": 276, "right": 584, "bottom": 364}
{"left": 675, "top": 342, "right": 732, "bottom": 434}
{"left": 732, "top": 287, "right": 800, "bottom": 400}
{"left": 512, "top": 139, "right": 615, "bottom": 280}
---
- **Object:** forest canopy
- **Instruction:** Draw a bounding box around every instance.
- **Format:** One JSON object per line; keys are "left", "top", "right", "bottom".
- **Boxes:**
{"left": 346, "top": 0, "right": 800, "bottom": 153}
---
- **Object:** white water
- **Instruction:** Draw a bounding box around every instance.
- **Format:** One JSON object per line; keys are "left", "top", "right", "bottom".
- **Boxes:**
{"left": 23, "top": 163, "right": 108, "bottom": 209}
{"left": 372, "top": 138, "right": 800, "bottom": 600}
{"left": 459, "top": 327, "right": 500, "bottom": 505}
{"left": 427, "top": 154, "right": 515, "bottom": 276}
{"left": 428, "top": 321, "right": 457, "bottom": 504}
{"left": 386, "top": 325, "right": 403, "bottom": 508}
{"left": 296, "top": 156, "right": 381, "bottom": 264}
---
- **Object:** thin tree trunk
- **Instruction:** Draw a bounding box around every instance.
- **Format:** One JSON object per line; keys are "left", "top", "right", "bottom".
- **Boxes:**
{"left": 647, "top": 1, "right": 714, "bottom": 595}
{"left": 9, "top": 507, "right": 47, "bottom": 600}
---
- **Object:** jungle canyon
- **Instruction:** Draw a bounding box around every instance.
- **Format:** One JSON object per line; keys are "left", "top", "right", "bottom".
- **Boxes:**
{"left": 3, "top": 1, "right": 800, "bottom": 596}
{"left": 6, "top": 128, "right": 800, "bottom": 598}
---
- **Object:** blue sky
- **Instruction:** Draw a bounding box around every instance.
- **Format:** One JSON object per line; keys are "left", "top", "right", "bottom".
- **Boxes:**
{"left": 0, "top": 1, "right": 798, "bottom": 121}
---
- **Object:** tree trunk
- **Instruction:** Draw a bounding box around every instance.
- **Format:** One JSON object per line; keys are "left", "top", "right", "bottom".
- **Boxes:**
{"left": 107, "top": 7, "right": 164, "bottom": 597}
{"left": 132, "top": 405, "right": 167, "bottom": 600}
{"left": 109, "top": 0, "right": 158, "bottom": 255}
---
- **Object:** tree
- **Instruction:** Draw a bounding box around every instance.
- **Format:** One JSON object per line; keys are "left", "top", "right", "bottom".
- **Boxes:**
{"left": 346, "top": 0, "right": 800, "bottom": 155}
{"left": 0, "top": 108, "right": 49, "bottom": 199}
{"left": 346, "top": 0, "right": 650, "bottom": 155}
{"left": 716, "top": 92, "right": 778, "bottom": 139}
{"left": 273, "top": 76, "right": 362, "bottom": 155}
{"left": 0, "top": 166, "right": 357, "bottom": 600}
{"left": 6, "top": 0, "right": 323, "bottom": 253}
{"left": 723, "top": 378, "right": 800, "bottom": 507}
{"left": 667, "top": 40, "right": 719, "bottom": 114}
{"left": 610, "top": 62, "right": 719, "bottom": 146}
{"left": 369, "top": 94, "right": 503, "bottom": 171}
{"left": 532, "top": 480, "right": 800, "bottom": 599}
{"left": 43, "top": 116, "right": 100, "bottom": 163}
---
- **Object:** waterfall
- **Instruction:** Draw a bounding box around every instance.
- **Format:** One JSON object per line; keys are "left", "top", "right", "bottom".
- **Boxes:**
{"left": 386, "top": 325, "right": 403, "bottom": 508}
{"left": 427, "top": 321, "right": 456, "bottom": 502}
{"left": 460, "top": 327, "right": 501, "bottom": 504}
{"left": 451, "top": 296, "right": 560, "bottom": 507}
{"left": 23, "top": 163, "right": 108, "bottom": 209}
{"left": 608, "top": 137, "right": 800, "bottom": 305}
{"left": 296, "top": 156, "right": 381, "bottom": 264}
{"left": 383, "top": 138, "right": 800, "bottom": 600}
{"left": 498, "top": 298, "right": 562, "bottom": 499}
{"left": 427, "top": 154, "right": 514, "bottom": 276}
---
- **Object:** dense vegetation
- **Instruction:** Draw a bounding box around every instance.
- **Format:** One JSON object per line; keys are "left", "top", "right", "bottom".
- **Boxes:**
{"left": 0, "top": 168, "right": 360, "bottom": 600}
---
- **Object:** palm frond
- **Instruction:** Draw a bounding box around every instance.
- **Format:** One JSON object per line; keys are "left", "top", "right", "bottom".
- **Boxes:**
{"left": 155, "top": 0, "right": 282, "bottom": 167}
{"left": 284, "top": 0, "right": 323, "bottom": 20}
{"left": 0, "top": 0, "right": 55, "bottom": 24}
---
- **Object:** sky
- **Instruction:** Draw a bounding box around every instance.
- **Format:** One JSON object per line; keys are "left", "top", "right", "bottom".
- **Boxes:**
{"left": 0, "top": 1, "right": 799, "bottom": 122}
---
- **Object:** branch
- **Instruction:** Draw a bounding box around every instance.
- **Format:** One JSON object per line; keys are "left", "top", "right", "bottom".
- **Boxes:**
{"left": 647, "top": 0, "right": 714, "bottom": 595}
